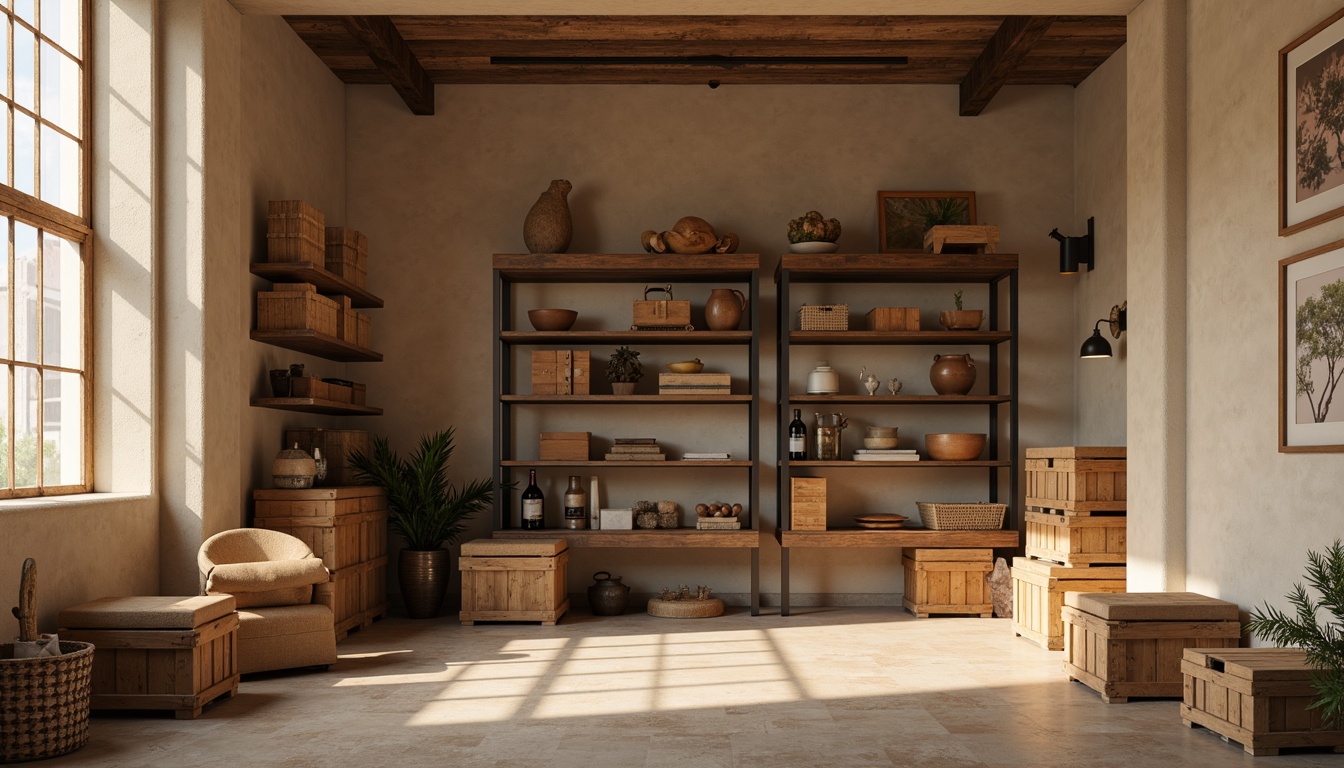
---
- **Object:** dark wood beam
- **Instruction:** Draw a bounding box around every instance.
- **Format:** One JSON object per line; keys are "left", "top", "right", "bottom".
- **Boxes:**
{"left": 959, "top": 15, "right": 1055, "bottom": 116}
{"left": 340, "top": 15, "right": 434, "bottom": 115}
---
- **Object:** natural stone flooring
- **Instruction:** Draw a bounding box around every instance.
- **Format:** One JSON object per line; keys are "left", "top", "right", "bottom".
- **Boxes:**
{"left": 54, "top": 607, "right": 1342, "bottom": 767}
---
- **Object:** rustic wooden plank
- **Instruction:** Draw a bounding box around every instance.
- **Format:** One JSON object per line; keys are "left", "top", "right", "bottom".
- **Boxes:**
{"left": 959, "top": 15, "right": 1056, "bottom": 116}
{"left": 341, "top": 15, "right": 435, "bottom": 115}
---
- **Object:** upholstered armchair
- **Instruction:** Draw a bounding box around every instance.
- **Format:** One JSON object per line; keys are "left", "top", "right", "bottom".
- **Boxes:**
{"left": 197, "top": 528, "right": 338, "bottom": 674}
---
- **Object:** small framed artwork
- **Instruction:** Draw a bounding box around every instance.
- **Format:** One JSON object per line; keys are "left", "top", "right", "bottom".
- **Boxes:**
{"left": 1280, "top": 7, "right": 1344, "bottom": 235}
{"left": 1280, "top": 238, "right": 1344, "bottom": 452}
{"left": 877, "top": 191, "right": 976, "bottom": 252}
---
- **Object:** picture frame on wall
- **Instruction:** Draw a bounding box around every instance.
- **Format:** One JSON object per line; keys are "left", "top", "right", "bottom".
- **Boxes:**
{"left": 876, "top": 191, "right": 976, "bottom": 252}
{"left": 1280, "top": 7, "right": 1344, "bottom": 236}
{"left": 1279, "top": 238, "right": 1344, "bottom": 452}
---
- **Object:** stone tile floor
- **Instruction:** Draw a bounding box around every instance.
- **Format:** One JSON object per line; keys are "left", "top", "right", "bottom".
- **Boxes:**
{"left": 53, "top": 607, "right": 1343, "bottom": 767}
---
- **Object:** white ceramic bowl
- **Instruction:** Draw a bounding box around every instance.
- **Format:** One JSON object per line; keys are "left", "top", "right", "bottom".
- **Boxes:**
{"left": 788, "top": 241, "right": 840, "bottom": 254}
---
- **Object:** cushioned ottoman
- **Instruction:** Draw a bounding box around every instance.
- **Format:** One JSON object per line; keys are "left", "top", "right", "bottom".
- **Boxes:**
{"left": 59, "top": 595, "right": 239, "bottom": 719}
{"left": 234, "top": 601, "right": 337, "bottom": 675}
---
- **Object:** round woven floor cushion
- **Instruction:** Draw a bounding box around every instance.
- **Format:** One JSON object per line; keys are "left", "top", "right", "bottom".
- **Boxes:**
{"left": 647, "top": 598, "right": 725, "bottom": 619}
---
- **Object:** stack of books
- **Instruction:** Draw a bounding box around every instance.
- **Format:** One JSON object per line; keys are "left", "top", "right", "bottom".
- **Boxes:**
{"left": 683, "top": 452, "right": 731, "bottom": 461}
{"left": 658, "top": 373, "right": 731, "bottom": 395}
{"left": 852, "top": 449, "right": 920, "bottom": 462}
{"left": 605, "top": 437, "right": 665, "bottom": 461}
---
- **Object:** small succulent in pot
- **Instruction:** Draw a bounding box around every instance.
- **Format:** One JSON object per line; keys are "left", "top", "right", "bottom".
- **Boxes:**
{"left": 606, "top": 346, "right": 644, "bottom": 383}
{"left": 787, "top": 210, "right": 842, "bottom": 244}
{"left": 939, "top": 290, "right": 983, "bottom": 330}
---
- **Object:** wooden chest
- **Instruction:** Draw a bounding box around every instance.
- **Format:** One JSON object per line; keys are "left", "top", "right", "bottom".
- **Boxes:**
{"left": 1025, "top": 446, "right": 1126, "bottom": 513}
{"left": 1062, "top": 591, "right": 1241, "bottom": 703}
{"left": 1024, "top": 509, "right": 1126, "bottom": 567}
{"left": 790, "top": 477, "right": 827, "bottom": 531}
{"left": 1011, "top": 557, "right": 1126, "bottom": 650}
{"left": 460, "top": 538, "right": 569, "bottom": 625}
{"left": 865, "top": 307, "right": 920, "bottom": 331}
{"left": 532, "top": 350, "right": 591, "bottom": 395}
{"left": 1182, "top": 648, "right": 1344, "bottom": 756}
{"left": 539, "top": 431, "right": 590, "bottom": 461}
{"left": 283, "top": 428, "right": 373, "bottom": 486}
{"left": 253, "top": 486, "right": 389, "bottom": 639}
{"left": 255, "top": 283, "right": 339, "bottom": 337}
{"left": 901, "top": 548, "right": 993, "bottom": 618}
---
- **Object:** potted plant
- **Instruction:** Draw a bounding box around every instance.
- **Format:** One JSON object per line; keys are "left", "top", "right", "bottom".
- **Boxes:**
{"left": 606, "top": 346, "right": 643, "bottom": 395}
{"left": 1246, "top": 539, "right": 1344, "bottom": 728}
{"left": 939, "top": 289, "right": 983, "bottom": 330}
{"left": 348, "top": 429, "right": 496, "bottom": 619}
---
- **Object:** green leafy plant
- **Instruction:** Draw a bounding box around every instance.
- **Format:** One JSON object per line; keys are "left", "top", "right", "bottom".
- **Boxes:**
{"left": 954, "top": 290, "right": 964, "bottom": 311}
{"left": 1295, "top": 278, "right": 1344, "bottom": 423}
{"left": 606, "top": 346, "right": 644, "bottom": 383}
{"left": 347, "top": 429, "right": 495, "bottom": 551}
{"left": 914, "top": 196, "right": 970, "bottom": 229}
{"left": 1246, "top": 539, "right": 1344, "bottom": 728}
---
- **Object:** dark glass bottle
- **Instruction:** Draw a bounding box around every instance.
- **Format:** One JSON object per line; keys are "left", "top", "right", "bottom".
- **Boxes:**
{"left": 521, "top": 469, "right": 544, "bottom": 529}
{"left": 563, "top": 475, "right": 588, "bottom": 529}
{"left": 788, "top": 408, "right": 807, "bottom": 461}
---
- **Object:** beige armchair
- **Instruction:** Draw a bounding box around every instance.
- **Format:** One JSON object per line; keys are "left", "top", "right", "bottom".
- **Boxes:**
{"left": 197, "top": 528, "right": 338, "bottom": 674}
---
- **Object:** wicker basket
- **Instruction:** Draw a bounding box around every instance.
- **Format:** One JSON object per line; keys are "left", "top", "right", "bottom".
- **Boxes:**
{"left": 916, "top": 502, "right": 1007, "bottom": 530}
{"left": 647, "top": 598, "right": 725, "bottom": 619}
{"left": 0, "top": 641, "right": 95, "bottom": 763}
{"left": 798, "top": 304, "right": 849, "bottom": 330}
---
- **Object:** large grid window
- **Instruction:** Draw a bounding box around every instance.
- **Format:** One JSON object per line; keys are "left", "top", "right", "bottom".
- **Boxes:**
{"left": 0, "top": 0, "right": 88, "bottom": 497}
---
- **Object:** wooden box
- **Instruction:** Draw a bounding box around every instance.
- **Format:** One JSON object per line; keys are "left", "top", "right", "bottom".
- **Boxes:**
{"left": 540, "top": 431, "right": 590, "bottom": 461}
{"left": 923, "top": 224, "right": 1001, "bottom": 254}
{"left": 324, "top": 227, "right": 368, "bottom": 288}
{"left": 352, "top": 310, "right": 372, "bottom": 349}
{"left": 283, "top": 428, "right": 373, "bottom": 486}
{"left": 790, "top": 477, "right": 827, "bottom": 531}
{"left": 1024, "top": 509, "right": 1126, "bottom": 567}
{"left": 632, "top": 288, "right": 692, "bottom": 330}
{"left": 287, "top": 376, "right": 331, "bottom": 401}
{"left": 335, "top": 296, "right": 357, "bottom": 341}
{"left": 59, "top": 595, "right": 239, "bottom": 719}
{"left": 267, "top": 200, "right": 325, "bottom": 263}
{"left": 1025, "top": 446, "right": 1127, "bottom": 513}
{"left": 658, "top": 372, "right": 731, "bottom": 394}
{"left": 322, "top": 379, "right": 353, "bottom": 403}
{"left": 865, "top": 307, "right": 921, "bottom": 331}
{"left": 1182, "top": 648, "right": 1344, "bottom": 756}
{"left": 1011, "top": 557, "right": 1126, "bottom": 650}
{"left": 256, "top": 283, "right": 339, "bottom": 337}
{"left": 532, "top": 350, "right": 591, "bottom": 395}
{"left": 351, "top": 382, "right": 367, "bottom": 405}
{"left": 459, "top": 538, "right": 570, "bottom": 625}
{"left": 901, "top": 548, "right": 993, "bottom": 618}
{"left": 1062, "top": 592, "right": 1241, "bottom": 703}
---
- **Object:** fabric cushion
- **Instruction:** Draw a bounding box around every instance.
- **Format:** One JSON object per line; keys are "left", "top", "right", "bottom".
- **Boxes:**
{"left": 223, "top": 584, "right": 313, "bottom": 609}
{"left": 198, "top": 528, "right": 316, "bottom": 573}
{"left": 59, "top": 595, "right": 236, "bottom": 630}
{"left": 205, "top": 558, "right": 328, "bottom": 593}
{"left": 235, "top": 604, "right": 334, "bottom": 640}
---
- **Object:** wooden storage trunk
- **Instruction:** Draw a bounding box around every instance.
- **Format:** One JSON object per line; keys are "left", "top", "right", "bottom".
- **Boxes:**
{"left": 1182, "top": 648, "right": 1344, "bottom": 756}
{"left": 539, "top": 431, "right": 590, "bottom": 460}
{"left": 1011, "top": 557, "right": 1125, "bottom": 650}
{"left": 256, "top": 283, "right": 339, "bottom": 337}
{"left": 790, "top": 477, "right": 827, "bottom": 531}
{"left": 324, "top": 226, "right": 368, "bottom": 287}
{"left": 632, "top": 286, "right": 692, "bottom": 330}
{"left": 532, "top": 350, "right": 591, "bottom": 395}
{"left": 1024, "top": 509, "right": 1126, "bottom": 567}
{"left": 865, "top": 307, "right": 920, "bottom": 331}
{"left": 1061, "top": 591, "right": 1240, "bottom": 703}
{"left": 460, "top": 538, "right": 570, "bottom": 625}
{"left": 901, "top": 548, "right": 993, "bottom": 618}
{"left": 283, "top": 428, "right": 373, "bottom": 487}
{"left": 267, "top": 200, "right": 325, "bottom": 263}
{"left": 1024, "top": 446, "right": 1126, "bottom": 513}
{"left": 354, "top": 310, "right": 372, "bottom": 349}
{"left": 58, "top": 595, "right": 239, "bottom": 719}
{"left": 253, "top": 486, "right": 389, "bottom": 640}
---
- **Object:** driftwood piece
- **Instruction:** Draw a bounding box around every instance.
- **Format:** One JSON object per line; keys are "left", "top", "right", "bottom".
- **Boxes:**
{"left": 12, "top": 557, "right": 38, "bottom": 641}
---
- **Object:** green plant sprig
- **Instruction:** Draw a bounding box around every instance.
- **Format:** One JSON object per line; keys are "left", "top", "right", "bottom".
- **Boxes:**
{"left": 954, "top": 290, "right": 964, "bottom": 311}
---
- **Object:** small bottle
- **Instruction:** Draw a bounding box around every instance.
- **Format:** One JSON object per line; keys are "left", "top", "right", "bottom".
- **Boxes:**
{"left": 563, "top": 475, "right": 588, "bottom": 529}
{"left": 788, "top": 408, "right": 807, "bottom": 461}
{"left": 521, "top": 469, "right": 544, "bottom": 529}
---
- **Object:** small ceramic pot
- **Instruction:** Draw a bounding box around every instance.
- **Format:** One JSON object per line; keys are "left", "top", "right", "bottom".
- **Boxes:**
{"left": 929, "top": 354, "right": 976, "bottom": 396}
{"left": 807, "top": 362, "right": 840, "bottom": 394}
{"left": 587, "top": 571, "right": 631, "bottom": 616}
{"left": 269, "top": 369, "right": 292, "bottom": 397}
{"left": 611, "top": 382, "right": 637, "bottom": 395}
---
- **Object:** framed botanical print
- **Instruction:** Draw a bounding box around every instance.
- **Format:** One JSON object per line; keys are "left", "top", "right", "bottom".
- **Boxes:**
{"left": 876, "top": 191, "right": 976, "bottom": 252}
{"left": 1280, "top": 238, "right": 1344, "bottom": 452}
{"left": 1280, "top": 7, "right": 1344, "bottom": 235}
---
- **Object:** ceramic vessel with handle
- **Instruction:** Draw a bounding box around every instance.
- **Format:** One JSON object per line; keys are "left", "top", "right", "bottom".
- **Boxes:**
{"left": 704, "top": 288, "right": 747, "bottom": 331}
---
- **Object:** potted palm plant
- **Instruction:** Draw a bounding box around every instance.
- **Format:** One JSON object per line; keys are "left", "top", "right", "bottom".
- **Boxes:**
{"left": 348, "top": 429, "right": 495, "bottom": 619}
{"left": 606, "top": 346, "right": 643, "bottom": 395}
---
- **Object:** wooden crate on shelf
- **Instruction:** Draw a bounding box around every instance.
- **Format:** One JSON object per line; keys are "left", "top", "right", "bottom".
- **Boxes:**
{"left": 1061, "top": 592, "right": 1241, "bottom": 703}
{"left": 324, "top": 227, "right": 368, "bottom": 288}
{"left": 901, "top": 548, "right": 993, "bottom": 618}
{"left": 790, "top": 477, "right": 827, "bottom": 531}
{"left": 267, "top": 200, "right": 325, "bottom": 263}
{"left": 283, "top": 428, "right": 373, "bottom": 486}
{"left": 1025, "top": 446, "right": 1126, "bottom": 513}
{"left": 460, "top": 538, "right": 569, "bottom": 625}
{"left": 539, "top": 432, "right": 590, "bottom": 461}
{"left": 1182, "top": 648, "right": 1344, "bottom": 756}
{"left": 1024, "top": 509, "right": 1126, "bottom": 567}
{"left": 532, "top": 350, "right": 591, "bottom": 395}
{"left": 353, "top": 310, "right": 372, "bottom": 349}
{"left": 1011, "top": 557, "right": 1126, "bottom": 650}
{"left": 864, "top": 307, "right": 920, "bottom": 331}
{"left": 256, "top": 283, "right": 339, "bottom": 337}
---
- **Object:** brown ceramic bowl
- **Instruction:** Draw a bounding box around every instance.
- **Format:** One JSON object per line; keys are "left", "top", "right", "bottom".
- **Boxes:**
{"left": 924, "top": 433, "right": 987, "bottom": 461}
{"left": 527, "top": 308, "right": 578, "bottom": 331}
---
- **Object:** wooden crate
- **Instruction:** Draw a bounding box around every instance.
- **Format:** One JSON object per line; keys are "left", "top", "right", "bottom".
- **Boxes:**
{"left": 59, "top": 595, "right": 239, "bottom": 719}
{"left": 540, "top": 431, "right": 590, "bottom": 460}
{"left": 1182, "top": 648, "right": 1344, "bottom": 756}
{"left": 283, "top": 429, "right": 373, "bottom": 486}
{"left": 324, "top": 226, "right": 368, "bottom": 288}
{"left": 267, "top": 200, "right": 325, "bottom": 263}
{"left": 1024, "top": 509, "right": 1126, "bottom": 567}
{"left": 790, "top": 477, "right": 827, "bottom": 531}
{"left": 1024, "top": 446, "right": 1127, "bottom": 513}
{"left": 865, "top": 307, "right": 920, "bottom": 331}
{"left": 632, "top": 291, "right": 691, "bottom": 329}
{"left": 288, "top": 376, "right": 331, "bottom": 401}
{"left": 923, "top": 224, "right": 1000, "bottom": 254}
{"left": 1061, "top": 592, "right": 1241, "bottom": 703}
{"left": 334, "top": 296, "right": 357, "bottom": 341}
{"left": 901, "top": 548, "right": 993, "bottom": 618}
{"left": 658, "top": 372, "right": 731, "bottom": 394}
{"left": 1011, "top": 557, "right": 1126, "bottom": 650}
{"left": 256, "top": 283, "right": 339, "bottom": 337}
{"left": 460, "top": 538, "right": 570, "bottom": 625}
{"left": 351, "top": 382, "right": 366, "bottom": 405}
{"left": 532, "top": 350, "right": 591, "bottom": 395}
{"left": 328, "top": 557, "right": 389, "bottom": 639}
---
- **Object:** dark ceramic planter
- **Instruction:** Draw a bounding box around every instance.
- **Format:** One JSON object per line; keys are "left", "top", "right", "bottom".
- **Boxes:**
{"left": 399, "top": 548, "right": 450, "bottom": 619}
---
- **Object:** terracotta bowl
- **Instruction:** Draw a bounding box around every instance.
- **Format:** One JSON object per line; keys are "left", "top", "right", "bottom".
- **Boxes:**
{"left": 527, "top": 308, "right": 578, "bottom": 331}
{"left": 866, "top": 426, "right": 898, "bottom": 438}
{"left": 864, "top": 437, "right": 899, "bottom": 450}
{"left": 924, "top": 432, "right": 987, "bottom": 461}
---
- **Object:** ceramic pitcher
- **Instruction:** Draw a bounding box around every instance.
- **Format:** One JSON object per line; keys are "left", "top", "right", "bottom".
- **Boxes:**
{"left": 704, "top": 288, "right": 747, "bottom": 331}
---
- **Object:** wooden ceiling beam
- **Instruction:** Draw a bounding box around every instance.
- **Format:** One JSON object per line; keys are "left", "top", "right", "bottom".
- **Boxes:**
{"left": 340, "top": 15, "right": 435, "bottom": 115}
{"left": 958, "top": 15, "right": 1055, "bottom": 116}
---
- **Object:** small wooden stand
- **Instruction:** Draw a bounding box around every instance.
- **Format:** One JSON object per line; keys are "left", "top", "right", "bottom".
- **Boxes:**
{"left": 923, "top": 225, "right": 1000, "bottom": 254}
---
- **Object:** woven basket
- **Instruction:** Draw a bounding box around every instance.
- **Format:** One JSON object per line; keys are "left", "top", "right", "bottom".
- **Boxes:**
{"left": 647, "top": 598, "right": 725, "bottom": 619}
{"left": 916, "top": 502, "right": 1007, "bottom": 530}
{"left": 798, "top": 304, "right": 849, "bottom": 331}
{"left": 0, "top": 641, "right": 95, "bottom": 763}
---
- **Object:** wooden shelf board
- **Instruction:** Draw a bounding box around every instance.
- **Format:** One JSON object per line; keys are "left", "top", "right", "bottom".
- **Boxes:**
{"left": 503, "top": 394, "right": 753, "bottom": 404}
{"left": 777, "top": 253, "right": 1018, "bottom": 283}
{"left": 781, "top": 528, "right": 1019, "bottom": 548}
{"left": 250, "top": 330, "right": 383, "bottom": 362}
{"left": 788, "top": 460, "right": 1009, "bottom": 468}
{"left": 788, "top": 394, "right": 1010, "bottom": 405}
{"left": 494, "top": 253, "right": 759, "bottom": 282}
{"left": 493, "top": 528, "right": 760, "bottom": 548}
{"left": 789, "top": 330, "right": 1011, "bottom": 345}
{"left": 249, "top": 261, "right": 383, "bottom": 307}
{"left": 502, "top": 330, "right": 752, "bottom": 344}
{"left": 501, "top": 460, "right": 752, "bottom": 468}
{"left": 249, "top": 397, "right": 383, "bottom": 416}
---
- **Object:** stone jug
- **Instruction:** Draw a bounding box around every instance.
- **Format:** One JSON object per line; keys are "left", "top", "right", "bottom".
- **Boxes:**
{"left": 704, "top": 288, "right": 747, "bottom": 331}
{"left": 587, "top": 571, "right": 630, "bottom": 616}
{"left": 523, "top": 179, "right": 573, "bottom": 254}
{"left": 929, "top": 353, "right": 976, "bottom": 396}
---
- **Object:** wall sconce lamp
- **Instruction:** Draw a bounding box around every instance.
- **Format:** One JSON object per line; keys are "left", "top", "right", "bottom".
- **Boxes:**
{"left": 1049, "top": 216, "right": 1095, "bottom": 274}
{"left": 1080, "top": 301, "right": 1126, "bottom": 359}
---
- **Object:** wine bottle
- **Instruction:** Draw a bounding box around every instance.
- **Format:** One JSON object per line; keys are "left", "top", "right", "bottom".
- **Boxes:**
{"left": 563, "top": 475, "right": 588, "bottom": 529}
{"left": 521, "top": 469, "right": 544, "bottom": 529}
{"left": 788, "top": 408, "right": 807, "bottom": 460}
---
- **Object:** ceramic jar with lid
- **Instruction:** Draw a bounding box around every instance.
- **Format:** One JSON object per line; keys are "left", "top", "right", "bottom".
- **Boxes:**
{"left": 272, "top": 443, "right": 317, "bottom": 489}
{"left": 806, "top": 362, "right": 840, "bottom": 394}
{"left": 929, "top": 354, "right": 976, "bottom": 395}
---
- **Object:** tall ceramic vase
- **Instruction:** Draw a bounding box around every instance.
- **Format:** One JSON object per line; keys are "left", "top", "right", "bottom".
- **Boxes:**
{"left": 399, "top": 548, "right": 450, "bottom": 619}
{"left": 929, "top": 353, "right": 976, "bottom": 395}
{"left": 704, "top": 288, "right": 747, "bottom": 331}
{"left": 523, "top": 179, "right": 573, "bottom": 254}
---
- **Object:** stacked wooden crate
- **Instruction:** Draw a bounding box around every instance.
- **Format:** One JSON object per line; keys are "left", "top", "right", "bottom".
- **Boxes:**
{"left": 1012, "top": 446, "right": 1128, "bottom": 650}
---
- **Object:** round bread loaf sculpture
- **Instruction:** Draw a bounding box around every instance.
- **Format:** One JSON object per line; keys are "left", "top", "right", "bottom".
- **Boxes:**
{"left": 641, "top": 216, "right": 740, "bottom": 254}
